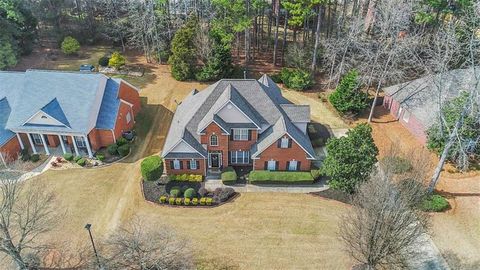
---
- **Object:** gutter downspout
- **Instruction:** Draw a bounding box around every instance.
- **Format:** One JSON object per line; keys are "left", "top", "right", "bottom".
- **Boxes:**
{"left": 111, "top": 129, "right": 117, "bottom": 143}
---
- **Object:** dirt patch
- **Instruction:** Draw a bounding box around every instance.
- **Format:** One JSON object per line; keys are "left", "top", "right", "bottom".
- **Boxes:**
{"left": 310, "top": 189, "right": 352, "bottom": 204}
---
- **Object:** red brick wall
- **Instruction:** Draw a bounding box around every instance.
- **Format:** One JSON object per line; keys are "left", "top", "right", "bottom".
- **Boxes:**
{"left": 253, "top": 134, "right": 311, "bottom": 171}
{"left": 229, "top": 130, "right": 257, "bottom": 151}
{"left": 113, "top": 102, "right": 135, "bottom": 139}
{"left": 118, "top": 81, "right": 141, "bottom": 115}
{"left": 0, "top": 136, "right": 21, "bottom": 161}
{"left": 383, "top": 96, "right": 428, "bottom": 145}
{"left": 165, "top": 158, "right": 205, "bottom": 175}
{"left": 200, "top": 122, "right": 229, "bottom": 166}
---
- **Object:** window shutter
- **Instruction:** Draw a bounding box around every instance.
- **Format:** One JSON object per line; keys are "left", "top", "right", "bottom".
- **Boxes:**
{"left": 170, "top": 160, "right": 174, "bottom": 169}
{"left": 275, "top": 161, "right": 279, "bottom": 171}
{"left": 179, "top": 161, "right": 183, "bottom": 169}
{"left": 297, "top": 161, "right": 301, "bottom": 171}
{"left": 196, "top": 160, "right": 200, "bottom": 169}
{"left": 228, "top": 151, "right": 231, "bottom": 164}
{"left": 230, "top": 129, "right": 234, "bottom": 140}
{"left": 264, "top": 161, "right": 268, "bottom": 170}
{"left": 286, "top": 161, "right": 290, "bottom": 170}
{"left": 187, "top": 160, "right": 190, "bottom": 169}
{"left": 248, "top": 130, "right": 252, "bottom": 140}
{"left": 288, "top": 138, "right": 292, "bottom": 148}
{"left": 277, "top": 139, "right": 281, "bottom": 148}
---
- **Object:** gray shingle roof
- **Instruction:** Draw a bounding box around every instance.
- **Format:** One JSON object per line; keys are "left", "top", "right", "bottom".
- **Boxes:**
{"left": 5, "top": 70, "right": 108, "bottom": 134}
{"left": 162, "top": 75, "right": 315, "bottom": 159}
{"left": 280, "top": 104, "right": 310, "bottom": 122}
{"left": 383, "top": 67, "right": 480, "bottom": 128}
{"left": 0, "top": 71, "right": 23, "bottom": 146}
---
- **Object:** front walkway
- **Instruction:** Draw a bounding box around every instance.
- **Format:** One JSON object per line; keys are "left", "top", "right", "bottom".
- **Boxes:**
{"left": 204, "top": 179, "right": 329, "bottom": 193}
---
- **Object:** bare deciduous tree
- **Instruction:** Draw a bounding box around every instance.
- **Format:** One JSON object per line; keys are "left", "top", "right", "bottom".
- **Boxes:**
{"left": 101, "top": 218, "right": 193, "bottom": 270}
{"left": 339, "top": 168, "right": 429, "bottom": 270}
{"left": 0, "top": 174, "right": 58, "bottom": 270}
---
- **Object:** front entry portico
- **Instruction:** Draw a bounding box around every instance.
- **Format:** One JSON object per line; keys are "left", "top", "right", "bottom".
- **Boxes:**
{"left": 17, "top": 132, "right": 94, "bottom": 158}
{"left": 208, "top": 151, "right": 222, "bottom": 169}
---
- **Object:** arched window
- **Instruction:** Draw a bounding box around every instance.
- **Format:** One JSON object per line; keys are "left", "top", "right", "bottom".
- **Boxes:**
{"left": 210, "top": 134, "right": 218, "bottom": 146}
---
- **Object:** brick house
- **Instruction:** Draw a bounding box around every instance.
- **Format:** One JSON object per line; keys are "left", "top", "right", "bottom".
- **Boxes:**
{"left": 161, "top": 75, "right": 316, "bottom": 177}
{"left": 383, "top": 67, "right": 479, "bottom": 145}
{"left": 0, "top": 70, "right": 140, "bottom": 163}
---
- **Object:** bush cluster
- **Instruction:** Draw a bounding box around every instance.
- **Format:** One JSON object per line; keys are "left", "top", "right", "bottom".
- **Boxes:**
{"left": 117, "top": 144, "right": 130, "bottom": 157}
{"left": 106, "top": 138, "right": 131, "bottom": 157}
{"left": 141, "top": 156, "right": 164, "bottom": 181}
{"left": 159, "top": 195, "right": 214, "bottom": 206}
{"left": 279, "top": 68, "right": 314, "bottom": 91}
{"left": 96, "top": 154, "right": 105, "bottom": 162}
{"left": 108, "top": 51, "right": 126, "bottom": 69}
{"left": 329, "top": 69, "right": 368, "bottom": 115}
{"left": 61, "top": 36, "right": 80, "bottom": 55}
{"left": 249, "top": 171, "right": 314, "bottom": 184}
{"left": 30, "top": 154, "right": 40, "bottom": 162}
{"left": 63, "top": 153, "right": 74, "bottom": 161}
{"left": 107, "top": 144, "right": 118, "bottom": 155}
{"left": 221, "top": 167, "right": 237, "bottom": 185}
{"left": 420, "top": 194, "right": 450, "bottom": 212}
{"left": 98, "top": 56, "right": 110, "bottom": 67}
{"left": 169, "top": 174, "right": 203, "bottom": 182}
{"left": 76, "top": 158, "right": 86, "bottom": 166}
{"left": 184, "top": 188, "right": 196, "bottom": 199}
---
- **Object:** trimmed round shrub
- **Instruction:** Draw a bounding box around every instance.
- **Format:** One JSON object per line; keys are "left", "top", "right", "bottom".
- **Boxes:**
{"left": 206, "top": 197, "right": 213, "bottom": 205}
{"left": 175, "top": 198, "right": 183, "bottom": 205}
{"left": 170, "top": 186, "right": 181, "bottom": 198}
{"left": 107, "top": 144, "right": 118, "bottom": 155}
{"left": 192, "top": 198, "right": 199, "bottom": 205}
{"left": 76, "top": 158, "right": 86, "bottom": 166}
{"left": 73, "top": 156, "right": 82, "bottom": 162}
{"left": 184, "top": 198, "right": 191, "bottom": 205}
{"left": 96, "top": 154, "right": 105, "bottom": 162}
{"left": 199, "top": 197, "right": 207, "bottom": 205}
{"left": 159, "top": 195, "right": 167, "bottom": 203}
{"left": 141, "top": 156, "right": 164, "bottom": 181}
{"left": 168, "top": 197, "right": 175, "bottom": 205}
{"left": 98, "top": 56, "right": 110, "bottom": 67}
{"left": 184, "top": 188, "right": 196, "bottom": 199}
{"left": 117, "top": 144, "right": 130, "bottom": 157}
{"left": 421, "top": 194, "right": 450, "bottom": 212}
{"left": 116, "top": 137, "right": 128, "bottom": 146}
{"left": 30, "top": 154, "right": 40, "bottom": 162}
{"left": 63, "top": 153, "right": 74, "bottom": 161}
{"left": 108, "top": 51, "right": 126, "bottom": 69}
{"left": 61, "top": 36, "right": 80, "bottom": 55}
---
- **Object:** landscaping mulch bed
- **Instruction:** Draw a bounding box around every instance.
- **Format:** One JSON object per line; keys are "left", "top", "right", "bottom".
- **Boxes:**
{"left": 310, "top": 189, "right": 352, "bottom": 204}
{"left": 142, "top": 180, "right": 167, "bottom": 202}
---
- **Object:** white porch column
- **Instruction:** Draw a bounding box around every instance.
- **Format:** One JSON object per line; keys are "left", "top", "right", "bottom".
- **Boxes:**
{"left": 16, "top": 133, "right": 24, "bottom": 150}
{"left": 84, "top": 135, "right": 93, "bottom": 158}
{"left": 40, "top": 134, "right": 50, "bottom": 155}
{"left": 71, "top": 135, "right": 79, "bottom": 156}
{"left": 27, "top": 133, "right": 37, "bottom": 154}
{"left": 58, "top": 135, "right": 66, "bottom": 154}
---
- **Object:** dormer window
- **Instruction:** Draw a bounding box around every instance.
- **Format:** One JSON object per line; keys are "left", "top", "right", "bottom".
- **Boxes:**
{"left": 210, "top": 134, "right": 218, "bottom": 146}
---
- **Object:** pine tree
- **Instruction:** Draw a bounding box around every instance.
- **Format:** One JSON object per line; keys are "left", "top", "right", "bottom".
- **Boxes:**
{"left": 329, "top": 69, "right": 368, "bottom": 115}
{"left": 168, "top": 17, "right": 198, "bottom": 81}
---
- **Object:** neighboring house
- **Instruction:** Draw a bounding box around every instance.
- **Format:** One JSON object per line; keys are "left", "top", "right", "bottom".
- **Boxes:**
{"left": 0, "top": 69, "right": 141, "bottom": 162}
{"left": 383, "top": 67, "right": 479, "bottom": 145}
{"left": 161, "top": 75, "right": 316, "bottom": 177}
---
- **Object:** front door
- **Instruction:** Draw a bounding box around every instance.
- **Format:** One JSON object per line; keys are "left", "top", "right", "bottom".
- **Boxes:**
{"left": 210, "top": 153, "right": 220, "bottom": 168}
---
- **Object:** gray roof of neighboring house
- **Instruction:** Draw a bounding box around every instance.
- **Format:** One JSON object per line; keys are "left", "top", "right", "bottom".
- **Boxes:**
{"left": 6, "top": 70, "right": 108, "bottom": 134}
{"left": 162, "top": 75, "right": 315, "bottom": 159}
{"left": 383, "top": 67, "right": 480, "bottom": 128}
{"left": 0, "top": 72, "right": 24, "bottom": 146}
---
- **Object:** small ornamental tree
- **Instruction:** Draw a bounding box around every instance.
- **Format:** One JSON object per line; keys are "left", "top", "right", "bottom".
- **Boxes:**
{"left": 426, "top": 92, "right": 480, "bottom": 169}
{"left": 141, "top": 156, "right": 164, "bottom": 181}
{"left": 168, "top": 17, "right": 197, "bottom": 81}
{"left": 108, "top": 52, "right": 126, "bottom": 69}
{"left": 329, "top": 69, "right": 368, "bottom": 115}
{"left": 322, "top": 123, "right": 378, "bottom": 193}
{"left": 61, "top": 36, "right": 80, "bottom": 55}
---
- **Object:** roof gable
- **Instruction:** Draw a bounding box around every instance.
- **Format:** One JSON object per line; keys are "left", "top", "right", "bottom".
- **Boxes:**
{"left": 38, "top": 98, "right": 71, "bottom": 127}
{"left": 0, "top": 98, "right": 14, "bottom": 146}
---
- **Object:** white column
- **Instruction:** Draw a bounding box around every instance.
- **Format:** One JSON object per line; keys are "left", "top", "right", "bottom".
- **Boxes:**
{"left": 84, "top": 135, "right": 93, "bottom": 158}
{"left": 71, "top": 135, "right": 79, "bottom": 156}
{"left": 16, "top": 133, "right": 24, "bottom": 150}
{"left": 27, "top": 133, "right": 37, "bottom": 154}
{"left": 40, "top": 134, "right": 50, "bottom": 155}
{"left": 58, "top": 135, "right": 66, "bottom": 154}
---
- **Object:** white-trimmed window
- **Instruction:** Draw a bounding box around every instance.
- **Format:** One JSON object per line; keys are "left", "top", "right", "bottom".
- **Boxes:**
{"left": 173, "top": 159, "right": 180, "bottom": 170}
{"left": 233, "top": 129, "right": 249, "bottom": 141}
{"left": 267, "top": 160, "right": 276, "bottom": 171}
{"left": 402, "top": 109, "right": 411, "bottom": 123}
{"left": 280, "top": 137, "right": 289, "bottom": 148}
{"left": 75, "top": 136, "right": 86, "bottom": 148}
{"left": 189, "top": 159, "right": 197, "bottom": 169}
{"left": 288, "top": 160, "right": 298, "bottom": 171}
{"left": 230, "top": 151, "right": 250, "bottom": 164}
{"left": 126, "top": 112, "right": 132, "bottom": 124}
{"left": 210, "top": 134, "right": 218, "bottom": 146}
{"left": 31, "top": 134, "right": 43, "bottom": 145}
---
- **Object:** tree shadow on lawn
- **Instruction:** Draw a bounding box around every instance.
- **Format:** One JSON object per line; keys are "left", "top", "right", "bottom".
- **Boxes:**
{"left": 308, "top": 121, "right": 332, "bottom": 147}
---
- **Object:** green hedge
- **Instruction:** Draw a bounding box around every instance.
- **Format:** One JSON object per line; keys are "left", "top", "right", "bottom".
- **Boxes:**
{"left": 117, "top": 144, "right": 130, "bottom": 157}
{"left": 141, "top": 156, "right": 164, "bottom": 181}
{"left": 420, "top": 194, "right": 450, "bottom": 212}
{"left": 221, "top": 167, "right": 237, "bottom": 185}
{"left": 107, "top": 144, "right": 118, "bottom": 155}
{"left": 169, "top": 174, "right": 203, "bottom": 182}
{"left": 249, "top": 171, "right": 314, "bottom": 184}
{"left": 63, "top": 153, "right": 74, "bottom": 161}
